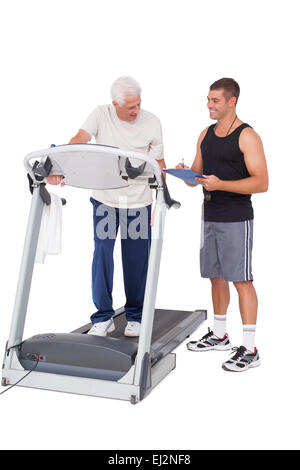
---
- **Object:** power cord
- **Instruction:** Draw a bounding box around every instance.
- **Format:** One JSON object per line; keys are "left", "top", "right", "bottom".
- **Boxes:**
{"left": 1, "top": 352, "right": 40, "bottom": 396}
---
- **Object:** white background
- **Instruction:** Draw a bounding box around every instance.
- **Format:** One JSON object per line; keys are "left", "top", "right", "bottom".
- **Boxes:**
{"left": 0, "top": 0, "right": 299, "bottom": 451}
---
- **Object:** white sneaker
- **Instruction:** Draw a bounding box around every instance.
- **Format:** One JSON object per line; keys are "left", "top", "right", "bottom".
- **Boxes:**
{"left": 124, "top": 321, "right": 141, "bottom": 337}
{"left": 87, "top": 319, "right": 115, "bottom": 337}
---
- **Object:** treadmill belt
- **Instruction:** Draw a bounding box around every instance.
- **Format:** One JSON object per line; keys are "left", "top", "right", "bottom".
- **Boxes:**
{"left": 110, "top": 309, "right": 196, "bottom": 343}
{"left": 72, "top": 307, "right": 206, "bottom": 364}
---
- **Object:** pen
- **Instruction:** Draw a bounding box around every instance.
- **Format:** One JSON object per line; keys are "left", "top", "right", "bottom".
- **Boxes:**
{"left": 182, "top": 158, "right": 185, "bottom": 169}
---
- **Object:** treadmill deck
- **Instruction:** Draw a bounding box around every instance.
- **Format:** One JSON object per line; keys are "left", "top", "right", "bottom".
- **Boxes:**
{"left": 18, "top": 308, "right": 207, "bottom": 382}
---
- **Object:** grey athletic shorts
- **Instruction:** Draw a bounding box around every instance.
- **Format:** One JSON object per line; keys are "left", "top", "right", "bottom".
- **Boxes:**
{"left": 200, "top": 220, "right": 254, "bottom": 282}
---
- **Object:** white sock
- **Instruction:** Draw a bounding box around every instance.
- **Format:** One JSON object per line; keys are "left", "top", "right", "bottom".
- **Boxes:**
{"left": 213, "top": 314, "right": 227, "bottom": 339}
{"left": 242, "top": 324, "right": 256, "bottom": 352}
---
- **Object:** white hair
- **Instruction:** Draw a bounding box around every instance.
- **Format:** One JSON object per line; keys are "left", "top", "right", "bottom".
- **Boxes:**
{"left": 110, "top": 76, "right": 142, "bottom": 105}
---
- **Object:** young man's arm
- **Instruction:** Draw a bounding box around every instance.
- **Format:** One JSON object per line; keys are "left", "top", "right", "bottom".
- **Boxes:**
{"left": 197, "top": 128, "right": 269, "bottom": 193}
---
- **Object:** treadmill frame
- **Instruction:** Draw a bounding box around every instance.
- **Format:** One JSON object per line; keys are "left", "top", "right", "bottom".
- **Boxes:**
{"left": 2, "top": 144, "right": 206, "bottom": 403}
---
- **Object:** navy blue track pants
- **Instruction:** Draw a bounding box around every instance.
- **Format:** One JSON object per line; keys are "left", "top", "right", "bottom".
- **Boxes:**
{"left": 90, "top": 198, "right": 151, "bottom": 324}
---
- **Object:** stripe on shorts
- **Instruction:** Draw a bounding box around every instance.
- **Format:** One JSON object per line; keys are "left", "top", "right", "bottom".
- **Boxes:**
{"left": 244, "top": 221, "right": 251, "bottom": 281}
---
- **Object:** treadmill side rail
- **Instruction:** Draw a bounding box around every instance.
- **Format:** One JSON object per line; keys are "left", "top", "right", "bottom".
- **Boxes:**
{"left": 134, "top": 189, "right": 166, "bottom": 386}
{"left": 7, "top": 187, "right": 44, "bottom": 353}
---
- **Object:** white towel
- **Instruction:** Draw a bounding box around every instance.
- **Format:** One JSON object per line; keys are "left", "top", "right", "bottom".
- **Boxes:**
{"left": 35, "top": 193, "right": 63, "bottom": 263}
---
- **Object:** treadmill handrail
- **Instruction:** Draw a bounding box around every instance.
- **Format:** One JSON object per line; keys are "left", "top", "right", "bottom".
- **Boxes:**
{"left": 24, "top": 143, "right": 164, "bottom": 188}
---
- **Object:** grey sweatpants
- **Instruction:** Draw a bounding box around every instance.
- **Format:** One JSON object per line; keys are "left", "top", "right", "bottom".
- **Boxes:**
{"left": 200, "top": 220, "right": 254, "bottom": 282}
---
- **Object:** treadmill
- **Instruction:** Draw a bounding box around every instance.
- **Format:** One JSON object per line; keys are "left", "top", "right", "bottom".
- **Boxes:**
{"left": 2, "top": 144, "right": 206, "bottom": 404}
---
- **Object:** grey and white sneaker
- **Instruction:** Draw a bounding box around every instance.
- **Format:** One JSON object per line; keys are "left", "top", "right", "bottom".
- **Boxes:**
{"left": 222, "top": 346, "right": 261, "bottom": 372}
{"left": 187, "top": 328, "right": 232, "bottom": 352}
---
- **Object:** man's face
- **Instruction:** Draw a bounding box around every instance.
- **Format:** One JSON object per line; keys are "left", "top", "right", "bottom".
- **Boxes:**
{"left": 113, "top": 94, "right": 141, "bottom": 122}
{"left": 207, "top": 88, "right": 235, "bottom": 120}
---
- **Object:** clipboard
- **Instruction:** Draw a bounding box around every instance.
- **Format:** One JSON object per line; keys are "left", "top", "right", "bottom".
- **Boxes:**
{"left": 163, "top": 168, "right": 205, "bottom": 185}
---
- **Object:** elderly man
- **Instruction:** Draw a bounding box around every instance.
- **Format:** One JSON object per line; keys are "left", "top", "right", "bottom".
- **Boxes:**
{"left": 49, "top": 76, "right": 166, "bottom": 337}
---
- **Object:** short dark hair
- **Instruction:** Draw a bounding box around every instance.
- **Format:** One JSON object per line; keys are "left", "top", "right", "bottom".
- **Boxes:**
{"left": 210, "top": 78, "right": 240, "bottom": 104}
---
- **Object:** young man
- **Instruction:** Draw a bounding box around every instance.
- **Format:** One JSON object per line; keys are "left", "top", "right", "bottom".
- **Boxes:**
{"left": 180, "top": 78, "right": 268, "bottom": 372}
{"left": 48, "top": 76, "right": 166, "bottom": 337}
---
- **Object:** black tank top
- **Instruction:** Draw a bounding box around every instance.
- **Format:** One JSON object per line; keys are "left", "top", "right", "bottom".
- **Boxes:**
{"left": 201, "top": 123, "right": 254, "bottom": 222}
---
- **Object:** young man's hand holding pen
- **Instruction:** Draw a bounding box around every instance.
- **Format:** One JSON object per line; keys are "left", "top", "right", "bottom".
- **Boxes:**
{"left": 175, "top": 158, "right": 189, "bottom": 169}
{"left": 174, "top": 159, "right": 221, "bottom": 189}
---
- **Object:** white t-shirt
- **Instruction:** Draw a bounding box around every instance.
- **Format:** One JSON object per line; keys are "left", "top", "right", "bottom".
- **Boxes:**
{"left": 80, "top": 104, "right": 164, "bottom": 208}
